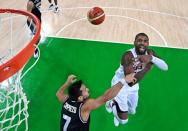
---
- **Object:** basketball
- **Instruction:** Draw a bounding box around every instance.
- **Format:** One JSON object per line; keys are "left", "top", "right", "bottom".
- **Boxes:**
{"left": 87, "top": 7, "right": 105, "bottom": 25}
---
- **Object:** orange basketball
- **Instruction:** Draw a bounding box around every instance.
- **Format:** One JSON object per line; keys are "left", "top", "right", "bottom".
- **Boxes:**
{"left": 87, "top": 7, "right": 105, "bottom": 25}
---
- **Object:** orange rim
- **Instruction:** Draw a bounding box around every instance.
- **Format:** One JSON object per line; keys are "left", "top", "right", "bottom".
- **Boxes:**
{"left": 0, "top": 9, "right": 41, "bottom": 82}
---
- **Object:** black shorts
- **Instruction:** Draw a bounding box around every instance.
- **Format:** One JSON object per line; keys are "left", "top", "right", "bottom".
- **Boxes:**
{"left": 32, "top": 7, "right": 41, "bottom": 22}
{"left": 27, "top": 7, "right": 41, "bottom": 34}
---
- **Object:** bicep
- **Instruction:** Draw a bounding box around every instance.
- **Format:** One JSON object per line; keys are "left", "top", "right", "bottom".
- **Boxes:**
{"left": 121, "top": 52, "right": 134, "bottom": 75}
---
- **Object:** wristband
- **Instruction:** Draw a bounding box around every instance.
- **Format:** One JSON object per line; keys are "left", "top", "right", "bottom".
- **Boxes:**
{"left": 120, "top": 78, "right": 127, "bottom": 85}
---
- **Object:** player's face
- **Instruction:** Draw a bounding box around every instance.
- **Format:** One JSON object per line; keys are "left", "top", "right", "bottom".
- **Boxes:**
{"left": 80, "top": 84, "right": 89, "bottom": 100}
{"left": 134, "top": 35, "right": 149, "bottom": 55}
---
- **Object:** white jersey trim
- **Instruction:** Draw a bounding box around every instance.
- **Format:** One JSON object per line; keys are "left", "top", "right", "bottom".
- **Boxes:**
{"left": 79, "top": 103, "right": 89, "bottom": 123}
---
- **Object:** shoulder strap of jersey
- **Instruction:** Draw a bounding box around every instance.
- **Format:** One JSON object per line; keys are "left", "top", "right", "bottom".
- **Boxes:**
{"left": 129, "top": 48, "right": 137, "bottom": 58}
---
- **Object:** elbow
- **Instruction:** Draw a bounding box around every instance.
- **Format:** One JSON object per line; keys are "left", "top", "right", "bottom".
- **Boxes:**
{"left": 56, "top": 93, "right": 62, "bottom": 102}
{"left": 56, "top": 92, "right": 60, "bottom": 99}
{"left": 161, "top": 63, "right": 168, "bottom": 71}
{"left": 164, "top": 65, "right": 168, "bottom": 71}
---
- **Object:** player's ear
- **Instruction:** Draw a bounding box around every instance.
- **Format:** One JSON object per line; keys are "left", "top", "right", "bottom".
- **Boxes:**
{"left": 78, "top": 96, "right": 83, "bottom": 102}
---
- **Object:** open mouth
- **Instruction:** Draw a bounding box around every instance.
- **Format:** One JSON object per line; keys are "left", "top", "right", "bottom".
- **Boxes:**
{"left": 139, "top": 45, "right": 146, "bottom": 52}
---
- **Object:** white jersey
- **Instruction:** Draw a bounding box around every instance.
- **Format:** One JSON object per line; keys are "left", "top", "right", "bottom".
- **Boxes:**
{"left": 112, "top": 48, "right": 147, "bottom": 91}
{"left": 111, "top": 48, "right": 148, "bottom": 112}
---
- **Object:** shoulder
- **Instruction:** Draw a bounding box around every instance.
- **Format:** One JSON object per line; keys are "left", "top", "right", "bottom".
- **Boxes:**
{"left": 122, "top": 50, "right": 134, "bottom": 59}
{"left": 81, "top": 98, "right": 96, "bottom": 112}
{"left": 83, "top": 99, "right": 95, "bottom": 108}
{"left": 62, "top": 96, "right": 69, "bottom": 103}
{"left": 123, "top": 50, "right": 132, "bottom": 56}
{"left": 121, "top": 50, "right": 134, "bottom": 65}
{"left": 80, "top": 100, "right": 92, "bottom": 123}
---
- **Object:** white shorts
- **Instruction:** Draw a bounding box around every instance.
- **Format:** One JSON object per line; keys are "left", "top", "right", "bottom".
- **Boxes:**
{"left": 112, "top": 75, "right": 139, "bottom": 113}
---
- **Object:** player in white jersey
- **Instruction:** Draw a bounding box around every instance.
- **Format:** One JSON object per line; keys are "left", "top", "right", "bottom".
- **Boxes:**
{"left": 106, "top": 33, "right": 168, "bottom": 126}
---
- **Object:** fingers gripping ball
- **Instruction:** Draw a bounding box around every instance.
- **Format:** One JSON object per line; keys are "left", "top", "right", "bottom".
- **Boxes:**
{"left": 87, "top": 7, "right": 105, "bottom": 25}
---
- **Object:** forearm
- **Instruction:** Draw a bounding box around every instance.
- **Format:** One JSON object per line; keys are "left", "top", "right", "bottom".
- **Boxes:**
{"left": 101, "top": 80, "right": 129, "bottom": 102}
{"left": 84, "top": 82, "right": 124, "bottom": 111}
{"left": 56, "top": 82, "right": 69, "bottom": 102}
{"left": 57, "top": 82, "right": 69, "bottom": 95}
{"left": 147, "top": 49, "right": 168, "bottom": 71}
{"left": 129, "top": 63, "right": 152, "bottom": 86}
{"left": 88, "top": 72, "right": 136, "bottom": 110}
{"left": 151, "top": 56, "right": 168, "bottom": 71}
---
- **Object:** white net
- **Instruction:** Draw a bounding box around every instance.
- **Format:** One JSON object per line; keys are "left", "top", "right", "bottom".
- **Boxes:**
{"left": 0, "top": 9, "right": 41, "bottom": 131}
{"left": 0, "top": 72, "right": 29, "bottom": 131}
{"left": 0, "top": 45, "right": 40, "bottom": 131}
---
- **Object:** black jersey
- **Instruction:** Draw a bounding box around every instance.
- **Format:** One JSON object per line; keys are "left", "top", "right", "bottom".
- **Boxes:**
{"left": 60, "top": 98, "right": 90, "bottom": 131}
{"left": 29, "top": 0, "right": 41, "bottom": 22}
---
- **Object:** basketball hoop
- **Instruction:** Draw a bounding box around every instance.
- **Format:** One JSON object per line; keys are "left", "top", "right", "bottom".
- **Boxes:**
{"left": 0, "top": 9, "right": 41, "bottom": 131}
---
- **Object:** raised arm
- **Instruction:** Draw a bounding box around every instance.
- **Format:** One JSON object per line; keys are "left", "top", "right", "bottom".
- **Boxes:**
{"left": 131, "top": 49, "right": 168, "bottom": 85}
{"left": 56, "top": 75, "right": 76, "bottom": 103}
{"left": 137, "top": 49, "right": 168, "bottom": 71}
{"left": 82, "top": 73, "right": 136, "bottom": 111}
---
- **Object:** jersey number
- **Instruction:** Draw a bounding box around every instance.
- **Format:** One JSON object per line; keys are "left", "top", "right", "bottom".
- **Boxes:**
{"left": 63, "top": 114, "right": 71, "bottom": 131}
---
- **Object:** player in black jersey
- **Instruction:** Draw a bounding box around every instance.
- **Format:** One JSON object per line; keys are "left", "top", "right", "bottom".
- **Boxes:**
{"left": 27, "top": 0, "right": 41, "bottom": 58}
{"left": 48, "top": 0, "right": 59, "bottom": 13}
{"left": 27, "top": 0, "right": 41, "bottom": 34}
{"left": 56, "top": 74, "right": 136, "bottom": 131}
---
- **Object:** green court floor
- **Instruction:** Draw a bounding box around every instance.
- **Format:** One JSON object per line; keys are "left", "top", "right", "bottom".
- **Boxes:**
{"left": 21, "top": 37, "right": 188, "bottom": 131}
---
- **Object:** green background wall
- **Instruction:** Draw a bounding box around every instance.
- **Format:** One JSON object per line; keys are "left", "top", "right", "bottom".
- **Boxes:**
{"left": 21, "top": 37, "right": 188, "bottom": 131}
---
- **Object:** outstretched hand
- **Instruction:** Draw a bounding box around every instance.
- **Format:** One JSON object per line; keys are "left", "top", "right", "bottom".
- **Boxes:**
{"left": 66, "top": 75, "right": 77, "bottom": 85}
{"left": 125, "top": 73, "right": 137, "bottom": 84}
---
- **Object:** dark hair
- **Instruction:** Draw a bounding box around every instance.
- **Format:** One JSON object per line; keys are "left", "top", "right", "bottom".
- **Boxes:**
{"left": 68, "top": 80, "right": 82, "bottom": 100}
{"left": 135, "top": 33, "right": 149, "bottom": 41}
